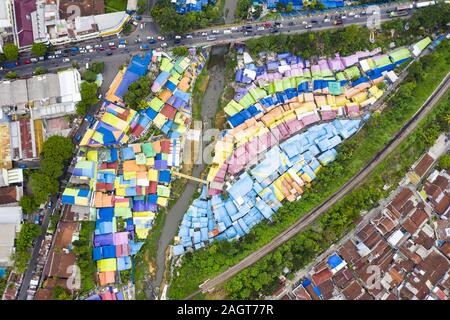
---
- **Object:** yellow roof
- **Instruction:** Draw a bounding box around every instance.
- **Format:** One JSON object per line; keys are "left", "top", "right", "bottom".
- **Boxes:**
{"left": 97, "top": 258, "right": 117, "bottom": 272}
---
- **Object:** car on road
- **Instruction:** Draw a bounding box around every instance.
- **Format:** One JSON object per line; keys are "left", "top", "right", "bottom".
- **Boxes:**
{"left": 324, "top": 18, "right": 331, "bottom": 23}
{"left": 257, "top": 26, "right": 265, "bottom": 31}
{"left": 263, "top": 22, "right": 272, "bottom": 27}
{"left": 160, "top": 42, "right": 168, "bottom": 48}
{"left": 85, "top": 45, "right": 93, "bottom": 50}
{"left": 140, "top": 44, "right": 150, "bottom": 50}
{"left": 132, "top": 21, "right": 138, "bottom": 26}
{"left": 62, "top": 58, "right": 70, "bottom": 62}
{"left": 109, "top": 45, "right": 116, "bottom": 50}
{"left": 30, "top": 57, "right": 38, "bottom": 63}
{"left": 305, "top": 24, "right": 312, "bottom": 29}
{"left": 118, "top": 44, "right": 126, "bottom": 48}
{"left": 311, "top": 19, "right": 318, "bottom": 24}
{"left": 108, "top": 42, "right": 115, "bottom": 47}
{"left": 119, "top": 39, "right": 128, "bottom": 45}
{"left": 212, "top": 29, "right": 220, "bottom": 34}
{"left": 270, "top": 28, "right": 279, "bottom": 33}
{"left": 38, "top": 56, "right": 45, "bottom": 61}
{"left": 157, "top": 36, "right": 165, "bottom": 41}
{"left": 85, "top": 114, "right": 95, "bottom": 124}
{"left": 88, "top": 48, "right": 95, "bottom": 53}
{"left": 201, "top": 32, "right": 208, "bottom": 36}
{"left": 186, "top": 34, "right": 193, "bottom": 39}
{"left": 231, "top": 26, "right": 239, "bottom": 31}
{"left": 106, "top": 51, "right": 113, "bottom": 56}
{"left": 135, "top": 15, "right": 142, "bottom": 21}
{"left": 48, "top": 200, "right": 53, "bottom": 208}
{"left": 23, "top": 59, "right": 31, "bottom": 64}
{"left": 75, "top": 134, "right": 82, "bottom": 142}
{"left": 47, "top": 55, "right": 56, "bottom": 59}
{"left": 98, "top": 46, "right": 105, "bottom": 51}
{"left": 206, "top": 35, "right": 217, "bottom": 41}
{"left": 223, "top": 29, "right": 231, "bottom": 34}
{"left": 134, "top": 38, "right": 142, "bottom": 43}
{"left": 18, "top": 163, "right": 27, "bottom": 169}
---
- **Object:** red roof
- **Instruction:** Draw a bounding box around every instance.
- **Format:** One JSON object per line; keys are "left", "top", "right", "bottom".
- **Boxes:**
{"left": 160, "top": 140, "right": 171, "bottom": 154}
{"left": 312, "top": 268, "right": 332, "bottom": 286}
{"left": 14, "top": 0, "right": 36, "bottom": 47}
{"left": 160, "top": 104, "right": 177, "bottom": 120}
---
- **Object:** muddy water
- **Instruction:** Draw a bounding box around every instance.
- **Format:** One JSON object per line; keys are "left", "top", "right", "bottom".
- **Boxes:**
{"left": 148, "top": 45, "right": 229, "bottom": 297}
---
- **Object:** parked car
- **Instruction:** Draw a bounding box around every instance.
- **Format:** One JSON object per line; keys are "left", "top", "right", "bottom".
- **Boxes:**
{"left": 23, "top": 59, "right": 31, "bottom": 64}
{"left": 118, "top": 44, "right": 126, "bottom": 48}
{"left": 257, "top": 26, "right": 265, "bottom": 31}
{"left": 186, "top": 34, "right": 193, "bottom": 39}
{"left": 85, "top": 45, "right": 93, "bottom": 50}
{"left": 106, "top": 51, "right": 113, "bottom": 56}
{"left": 206, "top": 35, "right": 216, "bottom": 41}
{"left": 140, "top": 44, "right": 150, "bottom": 50}
{"left": 201, "top": 32, "right": 208, "bottom": 36}
{"left": 157, "top": 36, "right": 165, "bottom": 41}
{"left": 30, "top": 57, "right": 38, "bottom": 63}
{"left": 212, "top": 29, "right": 220, "bottom": 34}
{"left": 85, "top": 114, "right": 94, "bottom": 123}
{"left": 160, "top": 42, "right": 168, "bottom": 48}
{"left": 75, "top": 134, "right": 82, "bottom": 142}
{"left": 63, "top": 58, "right": 70, "bottom": 62}
{"left": 108, "top": 42, "right": 115, "bottom": 47}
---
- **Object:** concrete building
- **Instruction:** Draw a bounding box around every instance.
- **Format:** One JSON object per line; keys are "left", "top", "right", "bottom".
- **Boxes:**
{"left": 0, "top": 206, "right": 22, "bottom": 267}
{"left": 0, "top": 0, "right": 15, "bottom": 52}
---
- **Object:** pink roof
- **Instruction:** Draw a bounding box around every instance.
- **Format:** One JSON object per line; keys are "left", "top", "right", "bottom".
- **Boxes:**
{"left": 113, "top": 232, "right": 129, "bottom": 245}
{"left": 100, "top": 291, "right": 116, "bottom": 300}
{"left": 320, "top": 110, "right": 337, "bottom": 121}
{"left": 302, "top": 114, "right": 321, "bottom": 126}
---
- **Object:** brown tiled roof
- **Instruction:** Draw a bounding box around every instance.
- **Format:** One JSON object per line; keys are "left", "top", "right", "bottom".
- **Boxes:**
{"left": 338, "top": 240, "right": 360, "bottom": 265}
{"left": 391, "top": 188, "right": 413, "bottom": 212}
{"left": 293, "top": 286, "right": 311, "bottom": 300}
{"left": 342, "top": 280, "right": 365, "bottom": 300}
{"left": 53, "top": 221, "right": 78, "bottom": 249}
{"left": 0, "top": 186, "right": 17, "bottom": 205}
{"left": 399, "top": 200, "right": 415, "bottom": 217}
{"left": 34, "top": 288, "right": 53, "bottom": 300}
{"left": 413, "top": 154, "right": 434, "bottom": 177}
{"left": 413, "top": 230, "right": 435, "bottom": 250}
{"left": 439, "top": 242, "right": 450, "bottom": 258}
{"left": 385, "top": 293, "right": 399, "bottom": 300}
{"left": 410, "top": 208, "right": 429, "bottom": 227}
{"left": 433, "top": 175, "right": 449, "bottom": 191}
{"left": 402, "top": 218, "right": 418, "bottom": 235}
{"left": 318, "top": 279, "right": 335, "bottom": 300}
{"left": 389, "top": 267, "right": 404, "bottom": 287}
{"left": 435, "top": 193, "right": 450, "bottom": 215}
{"left": 312, "top": 268, "right": 332, "bottom": 286}
{"left": 333, "top": 268, "right": 354, "bottom": 289}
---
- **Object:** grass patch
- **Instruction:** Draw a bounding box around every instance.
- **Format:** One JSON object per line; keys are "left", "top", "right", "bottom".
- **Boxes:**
{"left": 192, "top": 65, "right": 210, "bottom": 121}
{"left": 105, "top": 0, "right": 128, "bottom": 13}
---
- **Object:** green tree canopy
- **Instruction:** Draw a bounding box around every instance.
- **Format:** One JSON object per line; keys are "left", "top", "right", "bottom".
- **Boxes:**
{"left": 19, "top": 195, "right": 37, "bottom": 215}
{"left": 41, "top": 135, "right": 74, "bottom": 164}
{"left": 30, "top": 172, "right": 59, "bottom": 205}
{"left": 172, "top": 46, "right": 189, "bottom": 57}
{"left": 53, "top": 285, "right": 72, "bottom": 300}
{"left": 77, "top": 82, "right": 99, "bottom": 115}
{"left": 31, "top": 43, "right": 48, "bottom": 57}
{"left": 123, "top": 76, "right": 152, "bottom": 109}
{"left": 82, "top": 70, "right": 98, "bottom": 82}
{"left": 89, "top": 61, "right": 105, "bottom": 74}
{"left": 438, "top": 154, "right": 450, "bottom": 170}
{"left": 3, "top": 43, "right": 19, "bottom": 61}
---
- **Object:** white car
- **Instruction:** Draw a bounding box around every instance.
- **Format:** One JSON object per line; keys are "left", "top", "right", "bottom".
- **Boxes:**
{"left": 206, "top": 35, "right": 216, "bottom": 41}
{"left": 212, "top": 30, "right": 220, "bottom": 34}
{"left": 324, "top": 18, "right": 331, "bottom": 23}
{"left": 47, "top": 55, "right": 56, "bottom": 59}
{"left": 223, "top": 29, "right": 231, "bottom": 34}
{"left": 201, "top": 32, "right": 208, "bottom": 36}
{"left": 54, "top": 50, "right": 62, "bottom": 55}
{"left": 118, "top": 44, "right": 126, "bottom": 48}
{"left": 160, "top": 42, "right": 167, "bottom": 48}
{"left": 231, "top": 26, "right": 239, "bottom": 31}
{"left": 257, "top": 26, "right": 265, "bottom": 31}
{"left": 147, "top": 36, "right": 154, "bottom": 40}
{"left": 354, "top": 14, "right": 360, "bottom": 18}
{"left": 86, "top": 45, "right": 92, "bottom": 50}
{"left": 302, "top": 20, "right": 307, "bottom": 24}
{"left": 305, "top": 24, "right": 312, "bottom": 29}
{"left": 341, "top": 15, "right": 347, "bottom": 19}
{"left": 63, "top": 58, "right": 70, "bottom": 62}
{"left": 88, "top": 48, "right": 95, "bottom": 53}
{"left": 186, "top": 34, "right": 193, "bottom": 39}
{"left": 348, "top": 12, "right": 355, "bottom": 16}
{"left": 108, "top": 42, "right": 115, "bottom": 46}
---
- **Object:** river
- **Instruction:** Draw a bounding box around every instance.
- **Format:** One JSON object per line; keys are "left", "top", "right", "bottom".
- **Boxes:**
{"left": 148, "top": 45, "right": 229, "bottom": 297}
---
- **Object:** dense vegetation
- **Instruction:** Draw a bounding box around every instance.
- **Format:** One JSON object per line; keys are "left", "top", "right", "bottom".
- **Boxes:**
{"left": 76, "top": 82, "right": 99, "bottom": 115}
{"left": 438, "top": 154, "right": 450, "bottom": 170}
{"left": 13, "top": 223, "right": 42, "bottom": 273}
{"left": 224, "top": 85, "right": 450, "bottom": 299}
{"left": 245, "top": 3, "right": 450, "bottom": 58}
{"left": 31, "top": 43, "right": 48, "bottom": 57}
{"left": 2, "top": 43, "right": 19, "bottom": 61}
{"left": 167, "top": 33, "right": 450, "bottom": 299}
{"left": 123, "top": 76, "right": 152, "bottom": 110}
{"left": 19, "top": 136, "right": 74, "bottom": 214}
{"left": 151, "top": 0, "right": 222, "bottom": 34}
{"left": 72, "top": 221, "right": 97, "bottom": 294}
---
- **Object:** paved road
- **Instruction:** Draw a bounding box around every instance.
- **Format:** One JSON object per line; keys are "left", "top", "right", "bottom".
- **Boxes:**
{"left": 17, "top": 194, "right": 58, "bottom": 300}
{"left": 187, "top": 72, "right": 450, "bottom": 298}
{"left": 1, "top": 2, "right": 410, "bottom": 78}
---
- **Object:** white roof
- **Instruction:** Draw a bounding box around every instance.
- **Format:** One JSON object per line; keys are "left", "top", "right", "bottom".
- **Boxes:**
{"left": 127, "top": 0, "right": 138, "bottom": 11}
{"left": 58, "top": 69, "right": 82, "bottom": 103}
{"left": 243, "top": 52, "right": 253, "bottom": 65}
{"left": 0, "top": 206, "right": 22, "bottom": 224}
{"left": 94, "top": 12, "right": 128, "bottom": 32}
{"left": 75, "top": 15, "right": 96, "bottom": 33}
{"left": 0, "top": 0, "right": 12, "bottom": 28}
{"left": 0, "top": 224, "right": 16, "bottom": 266}
{"left": 243, "top": 68, "right": 256, "bottom": 80}
{"left": 388, "top": 229, "right": 404, "bottom": 247}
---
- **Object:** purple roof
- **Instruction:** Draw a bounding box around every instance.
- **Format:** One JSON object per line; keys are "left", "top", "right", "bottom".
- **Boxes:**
{"left": 14, "top": 0, "right": 36, "bottom": 47}
{"left": 94, "top": 233, "right": 114, "bottom": 247}
{"left": 113, "top": 232, "right": 129, "bottom": 245}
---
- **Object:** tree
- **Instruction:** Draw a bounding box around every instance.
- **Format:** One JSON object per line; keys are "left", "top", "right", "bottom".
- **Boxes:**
{"left": 89, "top": 61, "right": 105, "bottom": 74}
{"left": 41, "top": 135, "right": 74, "bottom": 164}
{"left": 19, "top": 195, "right": 37, "bottom": 215}
{"left": 3, "top": 43, "right": 19, "bottom": 61}
{"left": 276, "top": 2, "right": 285, "bottom": 12}
{"left": 13, "top": 223, "right": 42, "bottom": 272}
{"left": 253, "top": 5, "right": 263, "bottom": 19}
{"left": 438, "top": 155, "right": 450, "bottom": 170}
{"left": 30, "top": 172, "right": 59, "bottom": 205}
{"left": 82, "top": 70, "right": 97, "bottom": 82}
{"left": 53, "top": 285, "right": 72, "bottom": 300}
{"left": 5, "top": 71, "right": 18, "bottom": 79}
{"left": 31, "top": 43, "right": 48, "bottom": 57}
{"left": 122, "top": 23, "right": 133, "bottom": 35}
{"left": 123, "top": 76, "right": 152, "bottom": 109}
{"left": 172, "top": 46, "right": 189, "bottom": 57}
{"left": 77, "top": 82, "right": 99, "bottom": 115}
{"left": 41, "top": 158, "right": 64, "bottom": 179}
{"left": 33, "top": 67, "right": 48, "bottom": 75}
{"left": 286, "top": 3, "right": 294, "bottom": 13}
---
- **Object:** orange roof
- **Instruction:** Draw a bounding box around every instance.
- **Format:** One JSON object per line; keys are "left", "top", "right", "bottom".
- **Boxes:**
{"left": 152, "top": 141, "right": 161, "bottom": 153}
{"left": 123, "top": 160, "right": 146, "bottom": 172}
{"left": 98, "top": 271, "right": 116, "bottom": 286}
{"left": 94, "top": 192, "right": 114, "bottom": 207}
{"left": 159, "top": 89, "right": 172, "bottom": 103}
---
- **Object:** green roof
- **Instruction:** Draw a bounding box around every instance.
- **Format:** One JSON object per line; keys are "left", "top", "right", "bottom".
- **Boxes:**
{"left": 389, "top": 48, "right": 411, "bottom": 63}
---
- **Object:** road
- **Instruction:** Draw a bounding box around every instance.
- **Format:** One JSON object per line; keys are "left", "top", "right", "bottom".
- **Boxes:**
{"left": 1, "top": 1, "right": 411, "bottom": 78}
{"left": 17, "top": 194, "right": 58, "bottom": 300}
{"left": 188, "top": 72, "right": 450, "bottom": 298}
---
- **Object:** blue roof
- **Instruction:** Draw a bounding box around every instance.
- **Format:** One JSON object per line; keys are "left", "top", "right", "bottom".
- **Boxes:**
{"left": 327, "top": 254, "right": 343, "bottom": 269}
